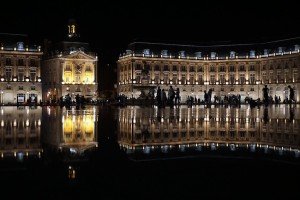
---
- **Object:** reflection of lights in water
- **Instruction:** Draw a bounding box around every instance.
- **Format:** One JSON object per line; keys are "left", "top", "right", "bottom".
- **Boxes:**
{"left": 295, "top": 151, "right": 300, "bottom": 158}
{"left": 230, "top": 144, "right": 236, "bottom": 151}
{"left": 26, "top": 119, "right": 29, "bottom": 126}
{"left": 68, "top": 166, "right": 76, "bottom": 180}
{"left": 17, "top": 152, "right": 24, "bottom": 162}
{"left": 38, "top": 119, "right": 41, "bottom": 126}
{"left": 179, "top": 145, "right": 185, "bottom": 152}
{"left": 1, "top": 120, "right": 4, "bottom": 127}
{"left": 161, "top": 145, "right": 168, "bottom": 153}
{"left": 47, "top": 107, "right": 51, "bottom": 116}
{"left": 196, "top": 144, "right": 202, "bottom": 151}
{"left": 1, "top": 153, "right": 3, "bottom": 158}
{"left": 70, "top": 148, "right": 77, "bottom": 154}
{"left": 250, "top": 144, "right": 256, "bottom": 152}
{"left": 143, "top": 146, "right": 150, "bottom": 154}
{"left": 264, "top": 147, "right": 268, "bottom": 154}
{"left": 211, "top": 143, "right": 216, "bottom": 150}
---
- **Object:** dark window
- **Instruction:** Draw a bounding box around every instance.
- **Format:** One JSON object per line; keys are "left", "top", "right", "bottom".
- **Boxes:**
{"left": 239, "top": 65, "right": 245, "bottom": 71}
{"left": 198, "top": 66, "right": 203, "bottom": 72}
{"left": 144, "top": 64, "right": 150, "bottom": 71}
{"left": 18, "top": 59, "right": 25, "bottom": 66}
{"left": 135, "top": 64, "right": 141, "bottom": 70}
{"left": 6, "top": 58, "right": 12, "bottom": 65}
{"left": 220, "top": 66, "right": 225, "bottom": 72}
{"left": 30, "top": 59, "right": 36, "bottom": 67}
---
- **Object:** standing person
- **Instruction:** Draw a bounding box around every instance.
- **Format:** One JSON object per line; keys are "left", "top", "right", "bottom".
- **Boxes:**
{"left": 168, "top": 86, "right": 175, "bottom": 107}
{"left": 175, "top": 88, "right": 180, "bottom": 105}
{"left": 262, "top": 85, "right": 269, "bottom": 105}
{"left": 288, "top": 85, "right": 295, "bottom": 103}
{"left": 156, "top": 86, "right": 161, "bottom": 107}
{"left": 161, "top": 89, "right": 167, "bottom": 108}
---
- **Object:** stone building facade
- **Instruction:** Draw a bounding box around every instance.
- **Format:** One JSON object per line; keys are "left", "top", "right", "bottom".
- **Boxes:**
{"left": 42, "top": 20, "right": 98, "bottom": 103}
{"left": 0, "top": 35, "right": 42, "bottom": 104}
{"left": 117, "top": 40, "right": 300, "bottom": 103}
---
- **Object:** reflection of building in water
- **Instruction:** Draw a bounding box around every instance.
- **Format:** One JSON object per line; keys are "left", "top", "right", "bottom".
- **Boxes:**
{"left": 118, "top": 106, "right": 300, "bottom": 156}
{"left": 42, "top": 107, "right": 98, "bottom": 154}
{"left": 0, "top": 106, "right": 42, "bottom": 159}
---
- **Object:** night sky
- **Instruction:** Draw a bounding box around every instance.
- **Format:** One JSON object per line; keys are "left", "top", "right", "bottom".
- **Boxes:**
{"left": 1, "top": 0, "right": 299, "bottom": 90}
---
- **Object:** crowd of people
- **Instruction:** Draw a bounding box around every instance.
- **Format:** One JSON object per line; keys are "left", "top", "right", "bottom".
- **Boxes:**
{"left": 116, "top": 84, "right": 296, "bottom": 108}
{"left": 59, "top": 94, "right": 87, "bottom": 109}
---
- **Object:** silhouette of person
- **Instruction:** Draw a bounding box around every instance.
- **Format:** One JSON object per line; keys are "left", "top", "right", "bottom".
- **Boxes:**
{"left": 288, "top": 85, "right": 295, "bottom": 103}
{"left": 289, "top": 106, "right": 295, "bottom": 122}
{"left": 156, "top": 86, "right": 161, "bottom": 107}
{"left": 263, "top": 107, "right": 269, "bottom": 124}
{"left": 262, "top": 85, "right": 269, "bottom": 105}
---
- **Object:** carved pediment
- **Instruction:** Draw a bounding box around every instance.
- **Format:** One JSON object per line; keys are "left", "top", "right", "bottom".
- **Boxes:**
{"left": 64, "top": 51, "right": 96, "bottom": 60}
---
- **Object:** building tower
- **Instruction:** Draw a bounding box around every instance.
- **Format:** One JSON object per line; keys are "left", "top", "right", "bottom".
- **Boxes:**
{"left": 42, "top": 20, "right": 98, "bottom": 103}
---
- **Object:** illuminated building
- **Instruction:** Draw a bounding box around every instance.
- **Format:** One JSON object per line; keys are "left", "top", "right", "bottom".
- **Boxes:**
{"left": 0, "top": 106, "right": 42, "bottom": 159}
{"left": 42, "top": 106, "right": 98, "bottom": 155}
{"left": 118, "top": 106, "right": 300, "bottom": 157}
{"left": 118, "top": 39, "right": 300, "bottom": 102}
{"left": 42, "top": 19, "right": 98, "bottom": 103}
{"left": 0, "top": 33, "right": 42, "bottom": 104}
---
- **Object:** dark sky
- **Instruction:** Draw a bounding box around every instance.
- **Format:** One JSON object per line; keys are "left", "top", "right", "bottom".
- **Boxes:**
{"left": 1, "top": 0, "right": 299, "bottom": 90}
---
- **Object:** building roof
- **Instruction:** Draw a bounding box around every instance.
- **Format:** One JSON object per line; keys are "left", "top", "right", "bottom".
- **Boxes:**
{"left": 0, "top": 33, "right": 41, "bottom": 52}
{"left": 122, "top": 37, "right": 300, "bottom": 59}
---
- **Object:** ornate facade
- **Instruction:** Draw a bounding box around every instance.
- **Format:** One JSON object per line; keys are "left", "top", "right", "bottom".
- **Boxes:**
{"left": 0, "top": 35, "right": 42, "bottom": 104}
{"left": 117, "top": 40, "right": 300, "bottom": 103}
{"left": 42, "top": 20, "right": 98, "bottom": 102}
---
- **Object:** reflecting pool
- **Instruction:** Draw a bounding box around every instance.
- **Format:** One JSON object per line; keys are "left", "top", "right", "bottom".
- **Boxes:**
{"left": 118, "top": 105, "right": 300, "bottom": 160}
{"left": 0, "top": 105, "right": 299, "bottom": 198}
